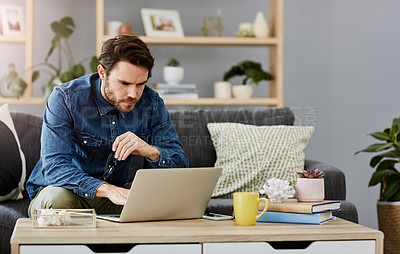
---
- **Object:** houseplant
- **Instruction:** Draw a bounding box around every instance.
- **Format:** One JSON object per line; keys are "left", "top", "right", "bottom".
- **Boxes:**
{"left": 1, "top": 16, "right": 99, "bottom": 99}
{"left": 163, "top": 58, "right": 184, "bottom": 84}
{"left": 223, "top": 60, "right": 273, "bottom": 99}
{"left": 355, "top": 116, "right": 400, "bottom": 254}
{"left": 295, "top": 168, "right": 325, "bottom": 202}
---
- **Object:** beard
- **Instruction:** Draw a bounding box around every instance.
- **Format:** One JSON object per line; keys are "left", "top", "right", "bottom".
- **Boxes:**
{"left": 102, "top": 77, "right": 138, "bottom": 113}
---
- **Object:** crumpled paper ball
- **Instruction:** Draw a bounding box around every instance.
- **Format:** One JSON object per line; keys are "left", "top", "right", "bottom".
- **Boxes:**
{"left": 260, "top": 178, "right": 295, "bottom": 202}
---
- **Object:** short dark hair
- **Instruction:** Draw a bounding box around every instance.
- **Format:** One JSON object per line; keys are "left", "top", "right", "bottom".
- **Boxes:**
{"left": 98, "top": 35, "right": 155, "bottom": 78}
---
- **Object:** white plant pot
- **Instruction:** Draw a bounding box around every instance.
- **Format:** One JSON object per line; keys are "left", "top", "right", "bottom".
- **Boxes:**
{"left": 214, "top": 81, "right": 232, "bottom": 98}
{"left": 163, "top": 66, "right": 184, "bottom": 84}
{"left": 296, "top": 178, "right": 325, "bottom": 202}
{"left": 232, "top": 85, "right": 254, "bottom": 99}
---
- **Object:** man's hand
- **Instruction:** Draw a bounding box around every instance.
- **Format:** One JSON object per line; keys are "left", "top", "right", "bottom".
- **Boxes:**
{"left": 95, "top": 183, "right": 129, "bottom": 205}
{"left": 112, "top": 131, "right": 160, "bottom": 161}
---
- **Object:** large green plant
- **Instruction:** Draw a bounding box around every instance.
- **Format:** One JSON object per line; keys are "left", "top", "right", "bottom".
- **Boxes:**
{"left": 1, "top": 16, "right": 98, "bottom": 99}
{"left": 355, "top": 117, "right": 400, "bottom": 201}
{"left": 223, "top": 60, "right": 273, "bottom": 85}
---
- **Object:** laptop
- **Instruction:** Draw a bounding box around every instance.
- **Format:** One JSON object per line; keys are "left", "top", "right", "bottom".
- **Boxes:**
{"left": 97, "top": 167, "right": 222, "bottom": 222}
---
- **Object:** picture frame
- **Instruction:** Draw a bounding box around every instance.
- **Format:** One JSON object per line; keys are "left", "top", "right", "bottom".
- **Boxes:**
{"left": 141, "top": 8, "right": 184, "bottom": 38}
{"left": 1, "top": 5, "right": 25, "bottom": 35}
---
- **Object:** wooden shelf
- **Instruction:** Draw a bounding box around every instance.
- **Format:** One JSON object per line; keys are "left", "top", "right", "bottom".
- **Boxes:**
{"left": 101, "top": 0, "right": 285, "bottom": 107}
{"left": 0, "top": 97, "right": 45, "bottom": 105}
{"left": 0, "top": 35, "right": 28, "bottom": 43}
{"left": 0, "top": 97, "right": 279, "bottom": 106}
{"left": 102, "top": 35, "right": 280, "bottom": 46}
{"left": 163, "top": 97, "right": 279, "bottom": 106}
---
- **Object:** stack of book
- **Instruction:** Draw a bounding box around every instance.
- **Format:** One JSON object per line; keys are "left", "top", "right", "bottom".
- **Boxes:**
{"left": 153, "top": 83, "right": 199, "bottom": 99}
{"left": 257, "top": 199, "right": 341, "bottom": 225}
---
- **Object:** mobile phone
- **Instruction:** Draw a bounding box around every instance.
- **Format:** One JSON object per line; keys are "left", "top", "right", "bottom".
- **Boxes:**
{"left": 202, "top": 213, "right": 233, "bottom": 221}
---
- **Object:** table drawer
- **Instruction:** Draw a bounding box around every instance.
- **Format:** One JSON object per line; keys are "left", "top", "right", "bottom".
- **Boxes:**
{"left": 20, "top": 244, "right": 201, "bottom": 254}
{"left": 203, "top": 241, "right": 375, "bottom": 254}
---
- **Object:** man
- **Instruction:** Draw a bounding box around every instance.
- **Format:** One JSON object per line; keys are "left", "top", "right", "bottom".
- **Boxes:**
{"left": 26, "top": 35, "right": 189, "bottom": 216}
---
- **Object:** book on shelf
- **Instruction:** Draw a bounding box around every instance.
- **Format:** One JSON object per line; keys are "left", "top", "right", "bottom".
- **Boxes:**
{"left": 155, "top": 83, "right": 197, "bottom": 90}
{"left": 158, "top": 92, "right": 199, "bottom": 99}
{"left": 153, "top": 83, "right": 199, "bottom": 99}
{"left": 259, "top": 199, "right": 341, "bottom": 214}
{"left": 257, "top": 210, "right": 336, "bottom": 225}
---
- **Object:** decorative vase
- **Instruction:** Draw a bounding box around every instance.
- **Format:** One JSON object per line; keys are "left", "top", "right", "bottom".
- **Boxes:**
{"left": 163, "top": 66, "right": 184, "bottom": 84}
{"left": 295, "top": 178, "right": 324, "bottom": 202}
{"left": 232, "top": 85, "right": 254, "bottom": 99}
{"left": 253, "top": 12, "right": 269, "bottom": 38}
{"left": 377, "top": 201, "right": 400, "bottom": 254}
{"left": 214, "top": 81, "right": 232, "bottom": 98}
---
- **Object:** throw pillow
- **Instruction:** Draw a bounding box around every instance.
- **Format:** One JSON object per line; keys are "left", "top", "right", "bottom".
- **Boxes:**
{"left": 207, "top": 123, "right": 314, "bottom": 198}
{"left": 0, "top": 104, "right": 26, "bottom": 202}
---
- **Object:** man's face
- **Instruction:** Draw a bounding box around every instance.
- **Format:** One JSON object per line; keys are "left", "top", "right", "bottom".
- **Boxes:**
{"left": 98, "top": 61, "right": 149, "bottom": 113}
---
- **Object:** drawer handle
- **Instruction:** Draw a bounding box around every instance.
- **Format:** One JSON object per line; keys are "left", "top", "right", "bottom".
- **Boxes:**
{"left": 268, "top": 241, "right": 314, "bottom": 250}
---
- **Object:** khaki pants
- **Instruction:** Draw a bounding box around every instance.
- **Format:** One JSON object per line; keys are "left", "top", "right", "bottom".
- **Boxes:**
{"left": 28, "top": 183, "right": 131, "bottom": 217}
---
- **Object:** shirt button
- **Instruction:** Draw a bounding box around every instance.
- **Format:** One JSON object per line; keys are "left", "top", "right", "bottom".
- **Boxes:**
{"left": 162, "top": 161, "right": 165, "bottom": 164}
{"left": 112, "top": 121, "right": 116, "bottom": 125}
{"left": 83, "top": 140, "right": 87, "bottom": 144}
{"left": 85, "top": 194, "right": 88, "bottom": 197}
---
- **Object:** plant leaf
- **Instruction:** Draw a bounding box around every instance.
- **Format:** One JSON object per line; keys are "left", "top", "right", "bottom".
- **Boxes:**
{"left": 390, "top": 124, "right": 399, "bottom": 139}
{"left": 370, "top": 155, "right": 383, "bottom": 168}
{"left": 370, "top": 150, "right": 400, "bottom": 168}
{"left": 355, "top": 143, "right": 393, "bottom": 154}
{"left": 370, "top": 131, "right": 391, "bottom": 141}
{"left": 383, "top": 180, "right": 400, "bottom": 200}
{"left": 376, "top": 160, "right": 398, "bottom": 171}
{"left": 51, "top": 17, "right": 74, "bottom": 39}
{"left": 393, "top": 117, "right": 400, "bottom": 131}
{"left": 6, "top": 71, "right": 19, "bottom": 89}
{"left": 32, "top": 71, "right": 40, "bottom": 83}
{"left": 390, "top": 189, "right": 400, "bottom": 201}
{"left": 72, "top": 64, "right": 85, "bottom": 78}
{"left": 13, "top": 79, "right": 27, "bottom": 99}
{"left": 369, "top": 169, "right": 399, "bottom": 186}
{"left": 60, "top": 16, "right": 75, "bottom": 29}
{"left": 60, "top": 71, "right": 73, "bottom": 83}
{"left": 90, "top": 56, "right": 99, "bottom": 73}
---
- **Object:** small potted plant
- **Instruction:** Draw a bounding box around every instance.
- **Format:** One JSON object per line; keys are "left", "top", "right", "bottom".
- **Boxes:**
{"left": 223, "top": 60, "right": 273, "bottom": 99}
{"left": 163, "top": 58, "right": 184, "bottom": 84}
{"left": 295, "top": 168, "right": 325, "bottom": 202}
{"left": 355, "top": 116, "right": 400, "bottom": 253}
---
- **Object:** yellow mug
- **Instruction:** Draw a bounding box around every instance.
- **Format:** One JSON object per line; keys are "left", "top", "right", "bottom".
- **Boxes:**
{"left": 233, "top": 192, "right": 269, "bottom": 226}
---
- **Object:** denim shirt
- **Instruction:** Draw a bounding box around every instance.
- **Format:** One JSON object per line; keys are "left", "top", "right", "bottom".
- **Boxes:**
{"left": 26, "top": 73, "right": 189, "bottom": 200}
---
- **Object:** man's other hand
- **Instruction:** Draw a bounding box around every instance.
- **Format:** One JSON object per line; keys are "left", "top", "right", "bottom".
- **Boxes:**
{"left": 112, "top": 131, "right": 160, "bottom": 161}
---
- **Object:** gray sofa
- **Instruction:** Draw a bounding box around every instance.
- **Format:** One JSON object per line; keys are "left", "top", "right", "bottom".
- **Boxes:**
{"left": 0, "top": 106, "right": 358, "bottom": 254}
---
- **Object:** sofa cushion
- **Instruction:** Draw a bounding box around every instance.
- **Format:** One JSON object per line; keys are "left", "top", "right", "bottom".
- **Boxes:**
{"left": 169, "top": 107, "right": 295, "bottom": 168}
{"left": 0, "top": 104, "right": 26, "bottom": 202}
{"left": 207, "top": 123, "right": 314, "bottom": 198}
{"left": 10, "top": 112, "right": 43, "bottom": 188}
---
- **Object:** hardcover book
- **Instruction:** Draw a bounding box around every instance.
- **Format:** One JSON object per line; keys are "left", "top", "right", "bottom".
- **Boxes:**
{"left": 257, "top": 211, "right": 335, "bottom": 225}
{"left": 259, "top": 199, "right": 341, "bottom": 214}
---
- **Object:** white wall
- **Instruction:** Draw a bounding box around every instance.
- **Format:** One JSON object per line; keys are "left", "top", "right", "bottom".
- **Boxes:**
{"left": 3, "top": 0, "right": 400, "bottom": 229}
